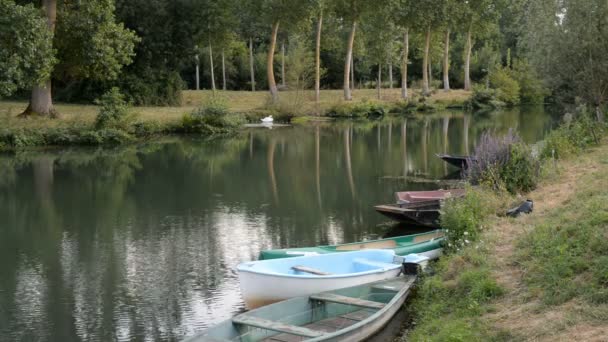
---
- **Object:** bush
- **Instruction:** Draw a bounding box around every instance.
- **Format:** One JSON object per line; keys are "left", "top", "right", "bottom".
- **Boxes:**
{"left": 182, "top": 97, "right": 244, "bottom": 134}
{"left": 120, "top": 68, "right": 183, "bottom": 106}
{"left": 489, "top": 67, "right": 520, "bottom": 105}
{"left": 441, "top": 187, "right": 497, "bottom": 253}
{"left": 326, "top": 100, "right": 387, "bottom": 119}
{"left": 467, "top": 85, "right": 505, "bottom": 110}
{"left": 467, "top": 130, "right": 539, "bottom": 194}
{"left": 512, "top": 60, "right": 550, "bottom": 104}
{"left": 94, "top": 87, "right": 133, "bottom": 130}
{"left": 541, "top": 108, "right": 606, "bottom": 159}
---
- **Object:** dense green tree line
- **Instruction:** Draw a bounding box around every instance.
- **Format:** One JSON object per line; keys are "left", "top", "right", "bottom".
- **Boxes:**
{"left": 0, "top": 0, "right": 606, "bottom": 116}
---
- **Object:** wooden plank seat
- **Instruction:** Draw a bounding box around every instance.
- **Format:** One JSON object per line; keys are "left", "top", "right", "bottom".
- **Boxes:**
{"left": 232, "top": 316, "right": 323, "bottom": 338}
{"left": 291, "top": 265, "right": 332, "bottom": 276}
{"left": 309, "top": 293, "right": 385, "bottom": 310}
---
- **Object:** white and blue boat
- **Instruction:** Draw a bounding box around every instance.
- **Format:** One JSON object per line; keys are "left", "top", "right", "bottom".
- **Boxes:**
{"left": 237, "top": 249, "right": 428, "bottom": 309}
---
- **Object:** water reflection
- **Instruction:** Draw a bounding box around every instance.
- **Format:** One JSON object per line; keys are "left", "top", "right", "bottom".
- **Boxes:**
{"left": 0, "top": 107, "right": 558, "bottom": 341}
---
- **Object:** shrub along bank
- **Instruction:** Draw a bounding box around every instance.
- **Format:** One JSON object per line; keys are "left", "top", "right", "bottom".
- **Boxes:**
{"left": 0, "top": 91, "right": 244, "bottom": 150}
{"left": 403, "top": 110, "right": 607, "bottom": 341}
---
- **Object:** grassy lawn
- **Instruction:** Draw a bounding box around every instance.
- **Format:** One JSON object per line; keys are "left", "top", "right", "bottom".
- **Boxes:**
{"left": 0, "top": 88, "right": 471, "bottom": 130}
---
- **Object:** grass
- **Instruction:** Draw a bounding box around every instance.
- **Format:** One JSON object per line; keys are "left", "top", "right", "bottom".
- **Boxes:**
{"left": 403, "top": 137, "right": 608, "bottom": 341}
{"left": 0, "top": 88, "right": 470, "bottom": 129}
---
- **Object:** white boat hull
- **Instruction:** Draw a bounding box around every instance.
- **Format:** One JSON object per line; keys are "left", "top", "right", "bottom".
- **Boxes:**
{"left": 239, "top": 267, "right": 402, "bottom": 309}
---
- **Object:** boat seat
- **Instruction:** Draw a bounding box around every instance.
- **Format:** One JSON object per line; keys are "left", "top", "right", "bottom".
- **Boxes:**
{"left": 353, "top": 258, "right": 395, "bottom": 272}
{"left": 232, "top": 316, "right": 323, "bottom": 338}
{"left": 291, "top": 265, "right": 332, "bottom": 276}
{"left": 309, "top": 293, "right": 385, "bottom": 310}
{"left": 335, "top": 240, "right": 396, "bottom": 251}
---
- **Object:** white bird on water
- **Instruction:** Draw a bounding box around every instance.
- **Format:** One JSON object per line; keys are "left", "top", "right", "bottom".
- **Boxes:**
{"left": 261, "top": 115, "right": 273, "bottom": 123}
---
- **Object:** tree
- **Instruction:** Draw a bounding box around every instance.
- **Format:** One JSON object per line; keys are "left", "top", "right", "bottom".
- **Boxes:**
{"left": 394, "top": 0, "right": 415, "bottom": 99}
{"left": 261, "top": 0, "right": 314, "bottom": 102}
{"left": 522, "top": 0, "right": 608, "bottom": 119}
{"left": 196, "top": 0, "right": 238, "bottom": 93}
{"left": 333, "top": 0, "right": 374, "bottom": 100}
{"left": 363, "top": 2, "right": 398, "bottom": 99}
{"left": 0, "top": 0, "right": 55, "bottom": 98}
{"left": 409, "top": 0, "right": 443, "bottom": 96}
{"left": 438, "top": 0, "right": 463, "bottom": 91}
{"left": 461, "top": 0, "right": 498, "bottom": 91}
{"left": 20, "top": 0, "right": 138, "bottom": 117}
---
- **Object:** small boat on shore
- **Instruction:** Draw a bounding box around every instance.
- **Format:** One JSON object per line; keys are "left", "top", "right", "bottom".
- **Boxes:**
{"left": 184, "top": 272, "right": 419, "bottom": 342}
{"left": 395, "top": 189, "right": 465, "bottom": 204}
{"left": 259, "top": 229, "right": 444, "bottom": 261}
{"left": 238, "top": 250, "right": 428, "bottom": 309}
{"left": 436, "top": 154, "right": 475, "bottom": 169}
{"left": 374, "top": 202, "right": 441, "bottom": 227}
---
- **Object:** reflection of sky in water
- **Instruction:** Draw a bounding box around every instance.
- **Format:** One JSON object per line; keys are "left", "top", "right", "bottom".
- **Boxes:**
{"left": 0, "top": 109, "right": 559, "bottom": 341}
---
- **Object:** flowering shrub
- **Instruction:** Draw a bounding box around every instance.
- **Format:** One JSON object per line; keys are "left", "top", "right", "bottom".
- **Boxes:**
{"left": 440, "top": 187, "right": 496, "bottom": 254}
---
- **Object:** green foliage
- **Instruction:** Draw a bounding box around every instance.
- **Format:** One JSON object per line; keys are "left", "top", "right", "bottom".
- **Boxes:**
{"left": 489, "top": 67, "right": 520, "bottom": 105}
{"left": 182, "top": 97, "right": 244, "bottom": 134}
{"left": 0, "top": 0, "right": 56, "bottom": 97}
{"left": 541, "top": 110, "right": 606, "bottom": 159}
{"left": 441, "top": 188, "right": 497, "bottom": 253}
{"left": 517, "top": 171, "right": 608, "bottom": 305}
{"left": 94, "top": 87, "right": 133, "bottom": 130}
{"left": 467, "top": 85, "right": 505, "bottom": 109}
{"left": 497, "top": 143, "right": 539, "bottom": 194}
{"left": 0, "top": 126, "right": 134, "bottom": 149}
{"left": 511, "top": 59, "right": 549, "bottom": 104}
{"left": 326, "top": 101, "right": 388, "bottom": 118}
{"left": 408, "top": 248, "right": 504, "bottom": 341}
{"left": 55, "top": 0, "right": 139, "bottom": 81}
{"left": 120, "top": 69, "right": 184, "bottom": 106}
{"left": 467, "top": 131, "right": 539, "bottom": 194}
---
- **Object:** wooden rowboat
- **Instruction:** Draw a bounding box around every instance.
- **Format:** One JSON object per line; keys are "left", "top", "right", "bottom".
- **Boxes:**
{"left": 259, "top": 229, "right": 444, "bottom": 261}
{"left": 183, "top": 274, "right": 418, "bottom": 342}
{"left": 436, "top": 154, "right": 475, "bottom": 169}
{"left": 374, "top": 204, "right": 441, "bottom": 227}
{"left": 237, "top": 250, "right": 428, "bottom": 309}
{"left": 395, "top": 189, "right": 465, "bottom": 204}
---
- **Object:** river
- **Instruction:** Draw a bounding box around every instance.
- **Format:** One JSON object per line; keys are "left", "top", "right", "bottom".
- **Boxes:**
{"left": 0, "top": 107, "right": 558, "bottom": 341}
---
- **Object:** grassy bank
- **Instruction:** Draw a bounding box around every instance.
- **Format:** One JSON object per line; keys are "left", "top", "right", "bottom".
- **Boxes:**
{"left": 0, "top": 88, "right": 470, "bottom": 150}
{"left": 403, "top": 126, "right": 608, "bottom": 340}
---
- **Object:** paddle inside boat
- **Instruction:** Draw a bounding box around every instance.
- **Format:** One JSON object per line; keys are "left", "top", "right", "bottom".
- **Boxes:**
{"left": 238, "top": 250, "right": 428, "bottom": 309}
{"left": 184, "top": 273, "right": 418, "bottom": 342}
{"left": 258, "top": 229, "right": 444, "bottom": 261}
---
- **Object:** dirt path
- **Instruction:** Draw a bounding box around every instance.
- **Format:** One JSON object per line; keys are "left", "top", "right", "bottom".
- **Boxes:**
{"left": 483, "top": 144, "right": 608, "bottom": 341}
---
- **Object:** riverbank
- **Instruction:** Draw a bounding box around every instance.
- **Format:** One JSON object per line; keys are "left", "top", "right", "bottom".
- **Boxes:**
{"left": 0, "top": 88, "right": 470, "bottom": 150}
{"left": 402, "top": 137, "right": 608, "bottom": 340}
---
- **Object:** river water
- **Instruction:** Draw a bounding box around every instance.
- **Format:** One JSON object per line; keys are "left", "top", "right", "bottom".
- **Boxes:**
{"left": 0, "top": 107, "right": 558, "bottom": 341}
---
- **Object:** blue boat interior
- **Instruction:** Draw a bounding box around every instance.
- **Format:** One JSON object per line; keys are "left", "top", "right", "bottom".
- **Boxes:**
{"left": 239, "top": 250, "right": 401, "bottom": 277}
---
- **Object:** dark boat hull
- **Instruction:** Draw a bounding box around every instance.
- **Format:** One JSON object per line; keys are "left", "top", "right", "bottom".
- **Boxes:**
{"left": 374, "top": 202, "right": 441, "bottom": 228}
{"left": 436, "top": 154, "right": 473, "bottom": 169}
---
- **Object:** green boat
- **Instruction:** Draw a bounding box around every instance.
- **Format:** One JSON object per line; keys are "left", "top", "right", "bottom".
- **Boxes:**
{"left": 258, "top": 230, "right": 444, "bottom": 260}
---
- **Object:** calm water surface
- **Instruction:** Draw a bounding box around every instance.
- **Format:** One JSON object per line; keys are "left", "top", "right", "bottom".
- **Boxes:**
{"left": 0, "top": 107, "right": 558, "bottom": 341}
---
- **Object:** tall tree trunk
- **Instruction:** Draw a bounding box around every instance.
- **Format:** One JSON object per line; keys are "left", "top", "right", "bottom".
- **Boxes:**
{"left": 429, "top": 54, "right": 433, "bottom": 85}
{"left": 401, "top": 29, "right": 409, "bottom": 99}
{"left": 209, "top": 44, "right": 216, "bottom": 92}
{"left": 377, "top": 64, "right": 382, "bottom": 100}
{"left": 388, "top": 62, "right": 393, "bottom": 89}
{"left": 221, "top": 49, "right": 227, "bottom": 91}
{"left": 315, "top": 13, "right": 323, "bottom": 104}
{"left": 443, "top": 29, "right": 450, "bottom": 91}
{"left": 344, "top": 20, "right": 357, "bottom": 101}
{"left": 268, "top": 21, "right": 280, "bottom": 101}
{"left": 422, "top": 27, "right": 431, "bottom": 95}
{"left": 464, "top": 26, "right": 472, "bottom": 91}
{"left": 350, "top": 56, "right": 355, "bottom": 90}
{"left": 22, "top": 0, "right": 57, "bottom": 117}
{"left": 195, "top": 54, "right": 200, "bottom": 90}
{"left": 281, "top": 42, "right": 286, "bottom": 88}
{"left": 249, "top": 37, "right": 255, "bottom": 91}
